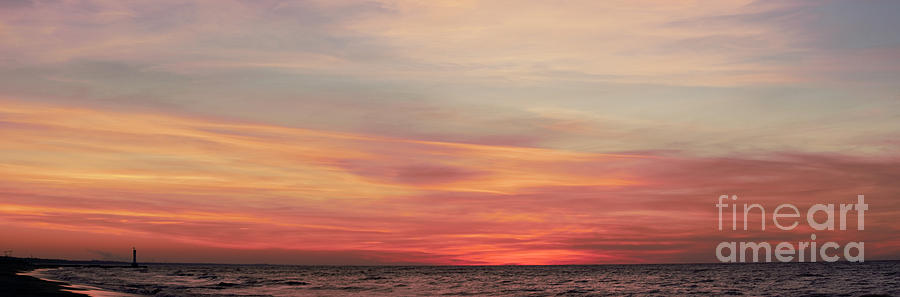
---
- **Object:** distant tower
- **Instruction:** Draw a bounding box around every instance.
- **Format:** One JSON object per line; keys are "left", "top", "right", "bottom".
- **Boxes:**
{"left": 132, "top": 247, "right": 137, "bottom": 267}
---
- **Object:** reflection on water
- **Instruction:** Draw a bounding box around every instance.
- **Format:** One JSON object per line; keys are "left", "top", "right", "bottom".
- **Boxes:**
{"left": 32, "top": 261, "right": 900, "bottom": 296}
{"left": 21, "top": 269, "right": 144, "bottom": 297}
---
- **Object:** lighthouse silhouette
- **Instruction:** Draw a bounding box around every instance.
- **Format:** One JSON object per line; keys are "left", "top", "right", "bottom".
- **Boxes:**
{"left": 131, "top": 247, "right": 137, "bottom": 267}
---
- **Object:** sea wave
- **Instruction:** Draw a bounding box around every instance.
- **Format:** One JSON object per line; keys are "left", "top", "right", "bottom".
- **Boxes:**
{"left": 35, "top": 261, "right": 900, "bottom": 297}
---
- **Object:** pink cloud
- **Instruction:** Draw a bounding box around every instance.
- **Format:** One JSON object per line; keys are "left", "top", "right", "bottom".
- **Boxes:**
{"left": 1, "top": 100, "right": 896, "bottom": 264}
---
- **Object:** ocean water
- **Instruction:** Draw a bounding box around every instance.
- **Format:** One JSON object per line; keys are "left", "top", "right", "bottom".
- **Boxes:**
{"left": 31, "top": 261, "right": 900, "bottom": 296}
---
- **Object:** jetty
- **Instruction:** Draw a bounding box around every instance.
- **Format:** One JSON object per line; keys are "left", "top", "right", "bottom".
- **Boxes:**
{"left": 16, "top": 248, "right": 148, "bottom": 269}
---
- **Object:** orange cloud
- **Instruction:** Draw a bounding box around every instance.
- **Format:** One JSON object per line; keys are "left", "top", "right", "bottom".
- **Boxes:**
{"left": 1, "top": 99, "right": 898, "bottom": 264}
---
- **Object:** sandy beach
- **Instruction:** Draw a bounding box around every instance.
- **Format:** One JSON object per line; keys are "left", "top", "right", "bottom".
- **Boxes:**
{"left": 0, "top": 257, "right": 87, "bottom": 297}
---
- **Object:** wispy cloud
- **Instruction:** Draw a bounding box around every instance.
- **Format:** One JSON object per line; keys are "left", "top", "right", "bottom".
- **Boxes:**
{"left": 0, "top": 100, "right": 897, "bottom": 264}
{"left": 1, "top": 0, "right": 899, "bottom": 264}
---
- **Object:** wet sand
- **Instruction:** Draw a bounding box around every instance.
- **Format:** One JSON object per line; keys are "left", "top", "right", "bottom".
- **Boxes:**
{"left": 0, "top": 257, "right": 88, "bottom": 297}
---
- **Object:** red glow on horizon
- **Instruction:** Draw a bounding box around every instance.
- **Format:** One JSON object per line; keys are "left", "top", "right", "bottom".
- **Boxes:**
{"left": 1, "top": 100, "right": 898, "bottom": 265}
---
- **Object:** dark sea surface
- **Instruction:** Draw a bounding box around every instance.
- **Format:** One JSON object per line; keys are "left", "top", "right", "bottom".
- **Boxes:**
{"left": 30, "top": 261, "right": 900, "bottom": 296}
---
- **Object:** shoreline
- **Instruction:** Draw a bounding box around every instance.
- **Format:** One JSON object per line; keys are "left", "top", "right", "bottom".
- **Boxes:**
{"left": 21, "top": 268, "right": 145, "bottom": 297}
{"left": 0, "top": 258, "right": 88, "bottom": 297}
{"left": 3, "top": 257, "right": 898, "bottom": 296}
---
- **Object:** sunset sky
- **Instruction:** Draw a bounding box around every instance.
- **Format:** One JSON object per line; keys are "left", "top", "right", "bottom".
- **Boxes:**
{"left": 1, "top": 0, "right": 899, "bottom": 265}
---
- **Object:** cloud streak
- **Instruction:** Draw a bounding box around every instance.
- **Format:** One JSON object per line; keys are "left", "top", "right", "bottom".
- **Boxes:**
{"left": 1, "top": 0, "right": 899, "bottom": 264}
{"left": 0, "top": 100, "right": 897, "bottom": 264}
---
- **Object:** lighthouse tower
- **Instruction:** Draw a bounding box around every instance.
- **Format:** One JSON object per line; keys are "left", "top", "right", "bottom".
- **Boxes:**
{"left": 131, "top": 247, "right": 137, "bottom": 267}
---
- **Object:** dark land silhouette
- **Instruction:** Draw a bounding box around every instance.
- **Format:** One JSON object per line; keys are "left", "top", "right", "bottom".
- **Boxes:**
{"left": 0, "top": 257, "right": 87, "bottom": 297}
{"left": 1, "top": 254, "right": 149, "bottom": 296}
